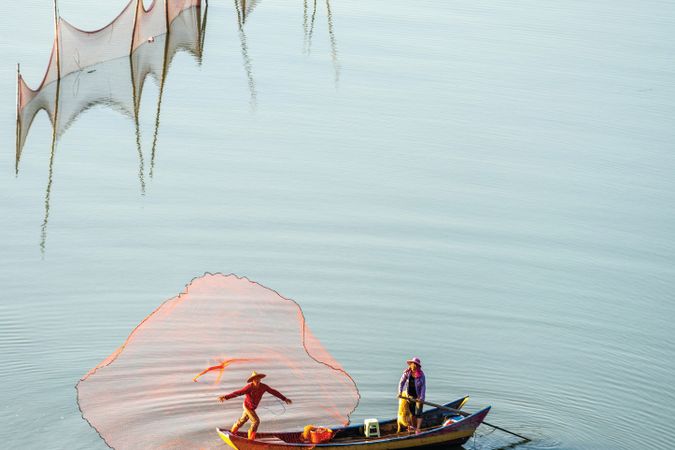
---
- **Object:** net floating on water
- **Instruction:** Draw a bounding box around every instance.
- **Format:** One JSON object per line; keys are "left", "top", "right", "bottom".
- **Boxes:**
{"left": 77, "top": 273, "right": 360, "bottom": 449}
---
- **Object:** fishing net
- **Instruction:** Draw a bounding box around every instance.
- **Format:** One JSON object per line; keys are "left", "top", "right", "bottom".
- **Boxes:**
{"left": 76, "top": 273, "right": 360, "bottom": 449}
{"left": 15, "top": 0, "right": 205, "bottom": 171}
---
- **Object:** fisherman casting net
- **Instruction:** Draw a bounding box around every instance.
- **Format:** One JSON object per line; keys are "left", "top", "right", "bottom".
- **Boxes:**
{"left": 77, "top": 273, "right": 360, "bottom": 449}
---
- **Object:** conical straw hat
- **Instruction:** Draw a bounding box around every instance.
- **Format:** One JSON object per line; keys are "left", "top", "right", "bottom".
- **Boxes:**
{"left": 247, "top": 371, "right": 266, "bottom": 383}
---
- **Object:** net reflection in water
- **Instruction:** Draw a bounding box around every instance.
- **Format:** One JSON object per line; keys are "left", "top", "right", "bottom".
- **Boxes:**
{"left": 77, "top": 273, "right": 360, "bottom": 449}
{"left": 15, "top": 1, "right": 207, "bottom": 254}
{"left": 15, "top": 0, "right": 205, "bottom": 172}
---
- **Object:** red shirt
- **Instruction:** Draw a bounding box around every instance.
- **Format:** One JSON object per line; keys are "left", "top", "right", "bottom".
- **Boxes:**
{"left": 224, "top": 382, "right": 289, "bottom": 410}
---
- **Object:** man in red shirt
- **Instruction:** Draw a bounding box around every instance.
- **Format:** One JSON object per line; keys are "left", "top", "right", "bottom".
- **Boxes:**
{"left": 219, "top": 371, "right": 292, "bottom": 440}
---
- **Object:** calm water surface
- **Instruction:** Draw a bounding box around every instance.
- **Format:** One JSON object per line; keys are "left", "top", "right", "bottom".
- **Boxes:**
{"left": 1, "top": 1, "right": 674, "bottom": 449}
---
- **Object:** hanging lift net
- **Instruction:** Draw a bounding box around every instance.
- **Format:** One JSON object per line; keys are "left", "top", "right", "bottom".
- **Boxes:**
{"left": 76, "top": 274, "right": 360, "bottom": 449}
{"left": 15, "top": 0, "right": 205, "bottom": 171}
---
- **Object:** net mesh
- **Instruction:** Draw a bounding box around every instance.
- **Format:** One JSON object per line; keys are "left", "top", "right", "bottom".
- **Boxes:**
{"left": 15, "top": 0, "right": 203, "bottom": 171}
{"left": 76, "top": 273, "right": 360, "bottom": 449}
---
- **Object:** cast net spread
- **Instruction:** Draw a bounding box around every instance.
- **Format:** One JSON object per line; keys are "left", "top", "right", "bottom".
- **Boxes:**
{"left": 76, "top": 273, "right": 360, "bottom": 449}
{"left": 15, "top": 0, "right": 205, "bottom": 171}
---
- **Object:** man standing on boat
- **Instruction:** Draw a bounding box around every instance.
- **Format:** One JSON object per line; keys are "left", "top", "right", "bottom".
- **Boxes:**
{"left": 398, "top": 357, "right": 426, "bottom": 433}
{"left": 219, "top": 371, "right": 292, "bottom": 441}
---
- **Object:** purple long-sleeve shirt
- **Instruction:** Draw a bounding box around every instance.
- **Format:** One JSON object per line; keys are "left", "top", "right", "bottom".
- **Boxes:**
{"left": 398, "top": 369, "right": 426, "bottom": 401}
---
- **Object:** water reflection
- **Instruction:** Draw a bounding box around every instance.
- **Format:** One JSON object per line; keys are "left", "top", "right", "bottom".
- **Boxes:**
{"left": 304, "top": 0, "right": 341, "bottom": 86}
{"left": 305, "top": 0, "right": 317, "bottom": 54}
{"left": 234, "top": 0, "right": 260, "bottom": 110}
{"left": 16, "top": 2, "right": 207, "bottom": 177}
{"left": 15, "top": 1, "right": 207, "bottom": 255}
{"left": 325, "top": 0, "right": 340, "bottom": 86}
{"left": 39, "top": 117, "right": 57, "bottom": 257}
{"left": 14, "top": 0, "right": 341, "bottom": 255}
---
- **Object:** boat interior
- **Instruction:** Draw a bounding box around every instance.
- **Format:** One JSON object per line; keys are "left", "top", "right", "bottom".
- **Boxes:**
{"left": 222, "top": 396, "right": 470, "bottom": 445}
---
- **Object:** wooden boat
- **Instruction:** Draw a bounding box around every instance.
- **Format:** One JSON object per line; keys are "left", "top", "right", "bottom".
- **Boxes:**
{"left": 217, "top": 396, "right": 490, "bottom": 449}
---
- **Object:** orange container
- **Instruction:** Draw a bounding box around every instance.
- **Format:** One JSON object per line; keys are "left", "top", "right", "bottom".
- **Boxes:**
{"left": 310, "top": 427, "right": 333, "bottom": 443}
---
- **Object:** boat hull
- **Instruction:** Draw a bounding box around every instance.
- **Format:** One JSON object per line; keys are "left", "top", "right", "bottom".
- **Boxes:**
{"left": 217, "top": 397, "right": 489, "bottom": 450}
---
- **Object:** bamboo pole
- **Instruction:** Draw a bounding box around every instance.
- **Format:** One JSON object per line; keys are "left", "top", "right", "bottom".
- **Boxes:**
{"left": 164, "top": 0, "right": 170, "bottom": 32}
{"left": 15, "top": 63, "right": 21, "bottom": 175}
{"left": 130, "top": 0, "right": 140, "bottom": 55}
{"left": 53, "top": 0, "right": 60, "bottom": 80}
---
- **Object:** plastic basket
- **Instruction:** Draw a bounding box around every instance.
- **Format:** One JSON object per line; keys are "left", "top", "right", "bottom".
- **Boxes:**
{"left": 310, "top": 427, "right": 333, "bottom": 443}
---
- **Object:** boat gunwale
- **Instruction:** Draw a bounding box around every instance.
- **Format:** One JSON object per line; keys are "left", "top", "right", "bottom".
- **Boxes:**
{"left": 217, "top": 397, "right": 490, "bottom": 448}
